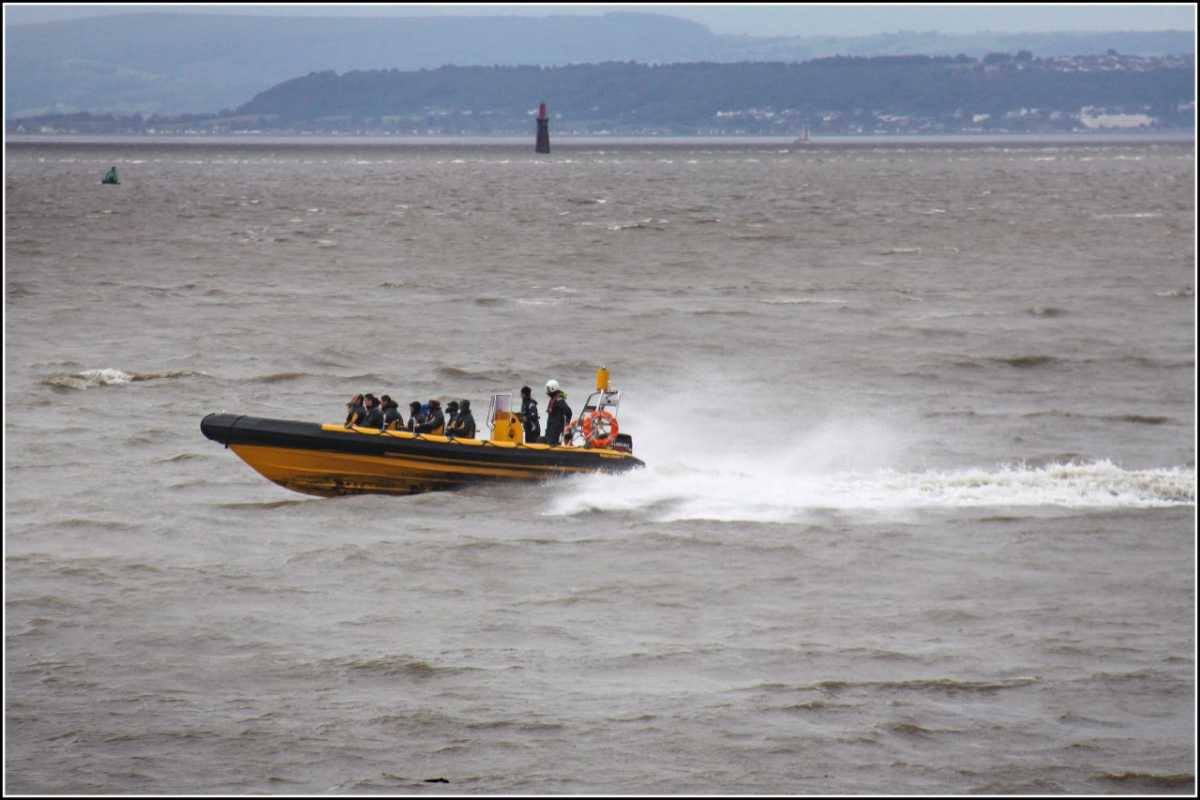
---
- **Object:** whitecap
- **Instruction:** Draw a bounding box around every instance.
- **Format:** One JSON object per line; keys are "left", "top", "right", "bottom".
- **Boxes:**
{"left": 40, "top": 368, "right": 206, "bottom": 390}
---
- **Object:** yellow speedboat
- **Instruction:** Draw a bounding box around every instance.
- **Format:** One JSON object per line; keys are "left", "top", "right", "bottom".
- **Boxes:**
{"left": 200, "top": 368, "right": 643, "bottom": 497}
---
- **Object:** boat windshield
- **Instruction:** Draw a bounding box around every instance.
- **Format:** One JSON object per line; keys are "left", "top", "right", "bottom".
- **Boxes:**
{"left": 487, "top": 393, "right": 512, "bottom": 434}
{"left": 580, "top": 389, "right": 620, "bottom": 417}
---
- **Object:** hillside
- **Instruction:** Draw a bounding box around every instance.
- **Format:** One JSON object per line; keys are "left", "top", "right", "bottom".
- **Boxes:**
{"left": 16, "top": 53, "right": 1189, "bottom": 137}
{"left": 5, "top": 11, "right": 1194, "bottom": 117}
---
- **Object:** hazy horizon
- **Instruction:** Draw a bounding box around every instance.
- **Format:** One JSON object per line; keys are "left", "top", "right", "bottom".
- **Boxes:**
{"left": 5, "top": 2, "right": 1196, "bottom": 37}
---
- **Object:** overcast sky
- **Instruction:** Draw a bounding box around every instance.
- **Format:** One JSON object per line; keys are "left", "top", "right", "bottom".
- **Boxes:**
{"left": 4, "top": 3, "right": 1196, "bottom": 36}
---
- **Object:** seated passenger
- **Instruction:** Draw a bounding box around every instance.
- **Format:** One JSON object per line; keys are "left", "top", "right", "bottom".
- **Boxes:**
{"left": 407, "top": 401, "right": 423, "bottom": 431}
{"left": 345, "top": 393, "right": 366, "bottom": 427}
{"left": 361, "top": 394, "right": 384, "bottom": 428}
{"left": 445, "top": 400, "right": 460, "bottom": 432}
{"left": 451, "top": 399, "right": 476, "bottom": 439}
{"left": 415, "top": 399, "right": 445, "bottom": 434}
{"left": 380, "top": 395, "right": 403, "bottom": 430}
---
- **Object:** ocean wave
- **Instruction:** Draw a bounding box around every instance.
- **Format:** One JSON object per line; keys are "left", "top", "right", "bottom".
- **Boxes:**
{"left": 1117, "top": 354, "right": 1195, "bottom": 369}
{"left": 215, "top": 499, "right": 318, "bottom": 511}
{"left": 994, "top": 355, "right": 1057, "bottom": 368}
{"left": 464, "top": 720, "right": 565, "bottom": 732}
{"left": 247, "top": 371, "right": 310, "bottom": 383}
{"left": 1099, "top": 772, "right": 1194, "bottom": 789}
{"left": 778, "top": 701, "right": 850, "bottom": 712}
{"left": 828, "top": 676, "right": 1039, "bottom": 693}
{"left": 1154, "top": 287, "right": 1193, "bottom": 298}
{"left": 1022, "top": 410, "right": 1174, "bottom": 426}
{"left": 333, "top": 655, "right": 480, "bottom": 679}
{"left": 951, "top": 353, "right": 1191, "bottom": 371}
{"left": 435, "top": 366, "right": 523, "bottom": 384}
{"left": 40, "top": 368, "right": 207, "bottom": 390}
{"left": 745, "top": 676, "right": 1039, "bottom": 694}
{"left": 1109, "top": 414, "right": 1171, "bottom": 425}
{"left": 884, "top": 722, "right": 944, "bottom": 736}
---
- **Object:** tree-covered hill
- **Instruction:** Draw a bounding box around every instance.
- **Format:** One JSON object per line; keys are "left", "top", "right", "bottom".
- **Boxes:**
{"left": 231, "top": 56, "right": 1193, "bottom": 132}
{"left": 5, "top": 10, "right": 1193, "bottom": 118}
{"left": 10, "top": 54, "right": 1194, "bottom": 136}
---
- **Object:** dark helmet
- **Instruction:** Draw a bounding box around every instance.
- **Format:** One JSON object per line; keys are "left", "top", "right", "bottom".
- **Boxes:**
{"left": 520, "top": 385, "right": 532, "bottom": 396}
{"left": 430, "top": 399, "right": 441, "bottom": 408}
{"left": 409, "top": 401, "right": 421, "bottom": 410}
{"left": 460, "top": 399, "right": 471, "bottom": 411}
{"left": 446, "top": 401, "right": 460, "bottom": 412}
{"left": 381, "top": 394, "right": 392, "bottom": 404}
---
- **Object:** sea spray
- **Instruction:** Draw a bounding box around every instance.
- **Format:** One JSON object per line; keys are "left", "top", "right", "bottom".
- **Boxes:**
{"left": 546, "top": 458, "right": 1195, "bottom": 523}
{"left": 545, "top": 377, "right": 1193, "bottom": 522}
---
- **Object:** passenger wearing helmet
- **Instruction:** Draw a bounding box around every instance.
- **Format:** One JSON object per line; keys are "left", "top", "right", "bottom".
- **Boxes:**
{"left": 445, "top": 400, "right": 460, "bottom": 433}
{"left": 544, "top": 379, "right": 573, "bottom": 446}
{"left": 448, "top": 399, "right": 476, "bottom": 439}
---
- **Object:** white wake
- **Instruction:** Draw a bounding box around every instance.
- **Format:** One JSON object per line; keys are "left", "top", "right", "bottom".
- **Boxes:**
{"left": 543, "top": 408, "right": 1193, "bottom": 522}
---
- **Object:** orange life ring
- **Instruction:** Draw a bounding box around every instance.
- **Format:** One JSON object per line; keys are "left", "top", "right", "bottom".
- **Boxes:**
{"left": 580, "top": 410, "right": 619, "bottom": 448}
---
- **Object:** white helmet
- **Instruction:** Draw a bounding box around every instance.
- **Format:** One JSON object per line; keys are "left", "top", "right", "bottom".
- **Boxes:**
{"left": 545, "top": 379, "right": 560, "bottom": 394}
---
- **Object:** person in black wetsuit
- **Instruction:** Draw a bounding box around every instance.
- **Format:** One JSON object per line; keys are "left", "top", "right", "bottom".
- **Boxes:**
{"left": 407, "top": 401, "right": 423, "bottom": 431}
{"left": 380, "top": 395, "right": 403, "bottom": 430}
{"left": 543, "top": 379, "right": 572, "bottom": 446}
{"left": 445, "top": 401, "right": 460, "bottom": 433}
{"left": 415, "top": 399, "right": 445, "bottom": 434}
{"left": 448, "top": 399, "right": 476, "bottom": 439}
{"left": 518, "top": 385, "right": 541, "bottom": 444}
{"left": 345, "top": 393, "right": 366, "bottom": 427}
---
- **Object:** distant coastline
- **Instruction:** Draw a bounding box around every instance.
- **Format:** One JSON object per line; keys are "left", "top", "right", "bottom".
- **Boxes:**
{"left": 5, "top": 131, "right": 1194, "bottom": 148}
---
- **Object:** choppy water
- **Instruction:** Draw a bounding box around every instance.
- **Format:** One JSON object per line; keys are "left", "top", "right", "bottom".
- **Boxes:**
{"left": 5, "top": 138, "right": 1196, "bottom": 794}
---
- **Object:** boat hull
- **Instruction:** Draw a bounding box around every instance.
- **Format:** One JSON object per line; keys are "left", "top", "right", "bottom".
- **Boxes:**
{"left": 201, "top": 413, "right": 644, "bottom": 497}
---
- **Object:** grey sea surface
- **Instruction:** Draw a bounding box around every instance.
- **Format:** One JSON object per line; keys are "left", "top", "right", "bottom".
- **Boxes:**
{"left": 4, "top": 138, "right": 1196, "bottom": 795}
